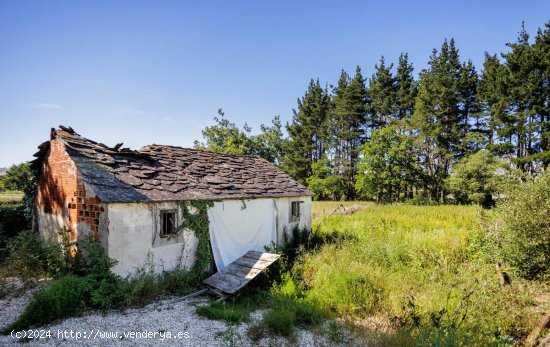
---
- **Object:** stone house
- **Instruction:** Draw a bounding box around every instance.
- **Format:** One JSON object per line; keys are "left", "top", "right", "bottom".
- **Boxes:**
{"left": 32, "top": 127, "right": 312, "bottom": 275}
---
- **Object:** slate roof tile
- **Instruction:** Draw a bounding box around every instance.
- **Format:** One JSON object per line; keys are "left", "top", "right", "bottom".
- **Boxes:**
{"left": 33, "top": 127, "right": 312, "bottom": 203}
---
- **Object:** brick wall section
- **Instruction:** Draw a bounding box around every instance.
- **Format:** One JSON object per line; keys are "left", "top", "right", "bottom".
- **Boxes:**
{"left": 37, "top": 133, "right": 102, "bottom": 241}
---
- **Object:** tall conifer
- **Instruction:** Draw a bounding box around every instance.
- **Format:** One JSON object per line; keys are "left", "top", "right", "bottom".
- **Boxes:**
{"left": 332, "top": 67, "right": 368, "bottom": 199}
{"left": 283, "top": 79, "right": 331, "bottom": 183}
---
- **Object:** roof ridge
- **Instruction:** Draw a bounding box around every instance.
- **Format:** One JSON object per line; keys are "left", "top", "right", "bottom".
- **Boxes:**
{"left": 141, "top": 144, "right": 261, "bottom": 159}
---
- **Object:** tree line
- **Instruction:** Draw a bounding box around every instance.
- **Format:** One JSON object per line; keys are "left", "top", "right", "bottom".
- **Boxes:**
{"left": 195, "top": 21, "right": 550, "bottom": 203}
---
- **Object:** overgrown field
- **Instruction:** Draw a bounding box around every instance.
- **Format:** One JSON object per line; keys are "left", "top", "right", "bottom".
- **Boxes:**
{"left": 290, "top": 202, "right": 548, "bottom": 345}
{"left": 1, "top": 200, "right": 548, "bottom": 345}
{"left": 0, "top": 191, "right": 23, "bottom": 205}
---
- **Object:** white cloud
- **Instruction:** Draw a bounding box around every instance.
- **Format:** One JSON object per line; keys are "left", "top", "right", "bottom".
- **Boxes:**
{"left": 27, "top": 102, "right": 63, "bottom": 109}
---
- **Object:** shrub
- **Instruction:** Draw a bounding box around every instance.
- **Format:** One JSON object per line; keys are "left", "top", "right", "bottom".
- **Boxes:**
{"left": 327, "top": 321, "right": 345, "bottom": 343}
{"left": 159, "top": 268, "right": 197, "bottom": 296}
{"left": 286, "top": 299, "right": 322, "bottom": 327}
{"left": 0, "top": 205, "right": 29, "bottom": 238}
{"left": 123, "top": 270, "right": 160, "bottom": 307}
{"left": 3, "top": 236, "right": 128, "bottom": 331}
{"left": 250, "top": 293, "right": 323, "bottom": 338}
{"left": 499, "top": 171, "right": 550, "bottom": 280}
{"left": 262, "top": 306, "right": 295, "bottom": 337}
{"left": 4, "top": 275, "right": 91, "bottom": 332}
{"left": 446, "top": 149, "right": 519, "bottom": 207}
{"left": 1, "top": 230, "right": 49, "bottom": 281}
{"left": 90, "top": 277, "right": 128, "bottom": 311}
{"left": 2, "top": 231, "right": 205, "bottom": 332}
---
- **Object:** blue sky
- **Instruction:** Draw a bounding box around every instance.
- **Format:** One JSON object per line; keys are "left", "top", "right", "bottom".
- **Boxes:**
{"left": 1, "top": 1, "right": 549, "bottom": 167}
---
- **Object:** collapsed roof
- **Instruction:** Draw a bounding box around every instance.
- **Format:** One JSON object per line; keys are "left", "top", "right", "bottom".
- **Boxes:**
{"left": 33, "top": 126, "right": 312, "bottom": 203}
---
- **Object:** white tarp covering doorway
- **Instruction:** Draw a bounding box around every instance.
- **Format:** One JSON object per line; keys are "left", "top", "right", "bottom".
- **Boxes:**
{"left": 207, "top": 199, "right": 277, "bottom": 270}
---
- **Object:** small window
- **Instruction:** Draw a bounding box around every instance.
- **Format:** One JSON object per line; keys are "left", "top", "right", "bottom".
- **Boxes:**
{"left": 160, "top": 210, "right": 177, "bottom": 237}
{"left": 290, "top": 201, "right": 301, "bottom": 222}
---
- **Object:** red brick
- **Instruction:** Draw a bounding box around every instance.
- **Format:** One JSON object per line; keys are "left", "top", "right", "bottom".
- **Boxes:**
{"left": 36, "top": 138, "right": 103, "bottom": 250}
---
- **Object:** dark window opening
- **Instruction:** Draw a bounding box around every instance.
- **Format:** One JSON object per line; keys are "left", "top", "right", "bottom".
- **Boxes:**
{"left": 290, "top": 201, "right": 301, "bottom": 222}
{"left": 160, "top": 210, "right": 177, "bottom": 237}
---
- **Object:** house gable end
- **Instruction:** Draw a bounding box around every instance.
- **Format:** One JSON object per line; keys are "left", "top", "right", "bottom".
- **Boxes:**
{"left": 35, "top": 137, "right": 105, "bottom": 242}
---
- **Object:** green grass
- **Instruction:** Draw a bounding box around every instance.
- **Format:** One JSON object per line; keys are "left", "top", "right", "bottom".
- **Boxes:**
{"left": 0, "top": 191, "right": 23, "bottom": 205}
{"left": 197, "top": 297, "right": 254, "bottom": 324}
{"left": 245, "top": 294, "right": 323, "bottom": 341}
{"left": 0, "top": 190, "right": 24, "bottom": 195}
{"left": 293, "top": 202, "right": 548, "bottom": 345}
{"left": 0, "top": 197, "right": 22, "bottom": 204}
{"left": 261, "top": 305, "right": 295, "bottom": 337}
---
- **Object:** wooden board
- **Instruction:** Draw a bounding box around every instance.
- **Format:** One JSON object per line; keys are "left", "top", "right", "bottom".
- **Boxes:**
{"left": 203, "top": 251, "right": 281, "bottom": 294}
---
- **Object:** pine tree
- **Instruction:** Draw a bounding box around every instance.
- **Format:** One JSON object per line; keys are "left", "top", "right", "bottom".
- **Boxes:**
{"left": 395, "top": 53, "right": 417, "bottom": 121}
{"left": 480, "top": 22, "right": 549, "bottom": 172}
{"left": 283, "top": 79, "right": 331, "bottom": 184}
{"left": 394, "top": 53, "right": 419, "bottom": 198}
{"left": 412, "top": 39, "right": 471, "bottom": 201}
{"left": 479, "top": 53, "right": 509, "bottom": 154}
{"left": 501, "top": 23, "right": 543, "bottom": 173}
{"left": 367, "top": 57, "right": 396, "bottom": 134}
{"left": 533, "top": 21, "right": 550, "bottom": 169}
{"left": 332, "top": 67, "right": 368, "bottom": 199}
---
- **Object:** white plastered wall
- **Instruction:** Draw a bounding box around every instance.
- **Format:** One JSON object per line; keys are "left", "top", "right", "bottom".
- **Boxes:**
{"left": 106, "top": 196, "right": 312, "bottom": 276}
{"left": 106, "top": 202, "right": 199, "bottom": 276}
{"left": 273, "top": 196, "right": 312, "bottom": 244}
{"left": 36, "top": 206, "right": 66, "bottom": 244}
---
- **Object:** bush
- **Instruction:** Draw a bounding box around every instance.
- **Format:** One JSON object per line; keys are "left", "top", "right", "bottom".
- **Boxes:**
{"left": 1, "top": 230, "right": 49, "bottom": 281}
{"left": 124, "top": 268, "right": 161, "bottom": 307}
{"left": 279, "top": 296, "right": 322, "bottom": 328}
{"left": 3, "top": 236, "right": 128, "bottom": 331}
{"left": 499, "top": 171, "right": 550, "bottom": 280}
{"left": 1, "top": 231, "right": 205, "bottom": 332}
{"left": 4, "top": 275, "right": 90, "bottom": 332}
{"left": 90, "top": 277, "right": 128, "bottom": 310}
{"left": 159, "top": 268, "right": 197, "bottom": 296}
{"left": 0, "top": 205, "right": 29, "bottom": 238}
{"left": 249, "top": 292, "right": 323, "bottom": 338}
{"left": 446, "top": 149, "right": 518, "bottom": 207}
{"left": 262, "top": 306, "right": 295, "bottom": 337}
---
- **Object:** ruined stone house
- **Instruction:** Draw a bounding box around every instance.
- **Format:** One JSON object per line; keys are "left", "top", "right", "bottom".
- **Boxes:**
{"left": 32, "top": 127, "right": 312, "bottom": 275}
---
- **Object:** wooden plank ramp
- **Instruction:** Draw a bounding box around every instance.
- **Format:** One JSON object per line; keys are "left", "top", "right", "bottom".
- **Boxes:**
{"left": 203, "top": 251, "right": 281, "bottom": 295}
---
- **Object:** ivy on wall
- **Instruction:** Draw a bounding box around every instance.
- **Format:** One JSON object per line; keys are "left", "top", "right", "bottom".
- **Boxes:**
{"left": 177, "top": 200, "right": 215, "bottom": 278}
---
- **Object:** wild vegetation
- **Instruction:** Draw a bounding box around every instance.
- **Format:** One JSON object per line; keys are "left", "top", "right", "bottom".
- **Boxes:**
{"left": 297, "top": 202, "right": 547, "bottom": 345}
{"left": 190, "top": 174, "right": 550, "bottom": 346}
{"left": 0, "top": 231, "right": 203, "bottom": 332}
